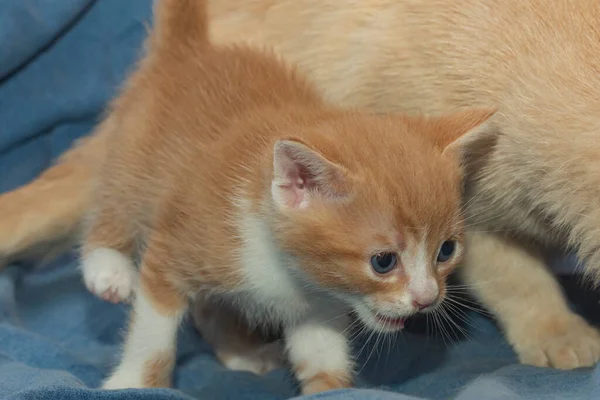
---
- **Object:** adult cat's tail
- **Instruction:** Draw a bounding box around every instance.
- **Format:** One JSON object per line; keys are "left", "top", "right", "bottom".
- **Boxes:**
{"left": 0, "top": 0, "right": 211, "bottom": 266}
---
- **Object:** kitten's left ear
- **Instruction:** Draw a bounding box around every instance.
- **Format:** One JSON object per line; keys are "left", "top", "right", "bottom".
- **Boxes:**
{"left": 271, "top": 139, "right": 353, "bottom": 210}
{"left": 435, "top": 108, "right": 498, "bottom": 156}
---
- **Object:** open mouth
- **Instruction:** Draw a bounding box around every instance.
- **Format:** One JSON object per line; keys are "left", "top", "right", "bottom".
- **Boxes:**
{"left": 374, "top": 314, "right": 406, "bottom": 330}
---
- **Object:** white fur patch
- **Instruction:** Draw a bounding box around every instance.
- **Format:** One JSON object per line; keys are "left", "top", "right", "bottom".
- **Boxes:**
{"left": 221, "top": 342, "right": 285, "bottom": 375}
{"left": 286, "top": 318, "right": 352, "bottom": 380}
{"left": 82, "top": 248, "right": 136, "bottom": 303}
{"left": 232, "top": 198, "right": 353, "bottom": 380}
{"left": 404, "top": 237, "right": 438, "bottom": 306}
{"left": 235, "top": 200, "right": 310, "bottom": 326}
{"left": 103, "top": 286, "right": 183, "bottom": 389}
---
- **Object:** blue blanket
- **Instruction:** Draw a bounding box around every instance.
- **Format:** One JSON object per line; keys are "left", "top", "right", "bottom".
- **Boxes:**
{"left": 1, "top": 1, "right": 599, "bottom": 399}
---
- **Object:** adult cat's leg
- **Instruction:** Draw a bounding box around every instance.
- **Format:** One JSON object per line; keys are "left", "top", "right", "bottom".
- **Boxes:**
{"left": 103, "top": 247, "right": 187, "bottom": 389}
{"left": 462, "top": 231, "right": 600, "bottom": 369}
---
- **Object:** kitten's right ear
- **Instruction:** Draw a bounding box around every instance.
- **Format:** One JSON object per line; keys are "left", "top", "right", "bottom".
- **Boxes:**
{"left": 271, "top": 139, "right": 352, "bottom": 210}
{"left": 435, "top": 108, "right": 498, "bottom": 157}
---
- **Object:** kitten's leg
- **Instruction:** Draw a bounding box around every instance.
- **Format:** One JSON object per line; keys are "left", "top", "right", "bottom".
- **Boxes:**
{"left": 285, "top": 312, "right": 353, "bottom": 395}
{"left": 191, "top": 296, "right": 284, "bottom": 375}
{"left": 81, "top": 204, "right": 137, "bottom": 303}
{"left": 462, "top": 231, "right": 600, "bottom": 369}
{"left": 103, "top": 252, "right": 187, "bottom": 389}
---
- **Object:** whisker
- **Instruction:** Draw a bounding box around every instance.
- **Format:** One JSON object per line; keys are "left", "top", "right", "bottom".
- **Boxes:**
{"left": 431, "top": 310, "right": 450, "bottom": 346}
{"left": 356, "top": 322, "right": 382, "bottom": 375}
{"left": 425, "top": 313, "right": 431, "bottom": 346}
{"left": 344, "top": 318, "right": 364, "bottom": 341}
{"left": 444, "top": 292, "right": 489, "bottom": 308}
{"left": 463, "top": 227, "right": 527, "bottom": 234}
{"left": 457, "top": 186, "right": 488, "bottom": 216}
{"left": 355, "top": 322, "right": 377, "bottom": 361}
{"left": 462, "top": 213, "right": 505, "bottom": 229}
{"left": 446, "top": 276, "right": 506, "bottom": 289}
{"left": 439, "top": 303, "right": 472, "bottom": 341}
{"left": 444, "top": 296, "right": 492, "bottom": 318}
{"left": 321, "top": 312, "right": 351, "bottom": 326}
{"left": 460, "top": 201, "right": 500, "bottom": 223}
{"left": 443, "top": 300, "right": 484, "bottom": 332}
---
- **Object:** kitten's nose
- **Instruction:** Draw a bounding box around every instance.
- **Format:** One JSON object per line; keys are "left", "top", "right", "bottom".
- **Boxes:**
{"left": 412, "top": 299, "right": 434, "bottom": 310}
{"left": 410, "top": 282, "right": 439, "bottom": 310}
{"left": 409, "top": 276, "right": 440, "bottom": 311}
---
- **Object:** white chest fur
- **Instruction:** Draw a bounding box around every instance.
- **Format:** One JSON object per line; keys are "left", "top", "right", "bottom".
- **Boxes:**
{"left": 234, "top": 207, "right": 314, "bottom": 327}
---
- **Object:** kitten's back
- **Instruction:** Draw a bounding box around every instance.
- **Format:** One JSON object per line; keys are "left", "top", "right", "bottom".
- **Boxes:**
{"left": 107, "top": 0, "right": 324, "bottom": 176}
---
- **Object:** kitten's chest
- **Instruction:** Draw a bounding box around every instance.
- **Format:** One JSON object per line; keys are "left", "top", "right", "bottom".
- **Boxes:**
{"left": 234, "top": 210, "right": 311, "bottom": 326}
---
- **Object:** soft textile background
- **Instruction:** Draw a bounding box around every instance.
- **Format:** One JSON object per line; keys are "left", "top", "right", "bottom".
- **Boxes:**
{"left": 1, "top": 1, "right": 599, "bottom": 399}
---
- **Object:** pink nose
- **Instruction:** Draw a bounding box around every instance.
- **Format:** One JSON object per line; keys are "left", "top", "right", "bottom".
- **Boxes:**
{"left": 410, "top": 279, "right": 439, "bottom": 310}
{"left": 412, "top": 299, "right": 433, "bottom": 310}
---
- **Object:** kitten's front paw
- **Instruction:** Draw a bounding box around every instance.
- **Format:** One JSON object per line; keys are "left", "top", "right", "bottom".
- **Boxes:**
{"left": 513, "top": 314, "right": 600, "bottom": 370}
{"left": 301, "top": 372, "right": 352, "bottom": 395}
{"left": 82, "top": 248, "right": 136, "bottom": 303}
{"left": 102, "top": 371, "right": 143, "bottom": 390}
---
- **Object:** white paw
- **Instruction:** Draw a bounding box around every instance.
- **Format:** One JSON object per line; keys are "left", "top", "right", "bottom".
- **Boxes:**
{"left": 221, "top": 342, "right": 285, "bottom": 375}
{"left": 515, "top": 314, "right": 600, "bottom": 370}
{"left": 102, "top": 370, "right": 143, "bottom": 390}
{"left": 82, "top": 248, "right": 136, "bottom": 303}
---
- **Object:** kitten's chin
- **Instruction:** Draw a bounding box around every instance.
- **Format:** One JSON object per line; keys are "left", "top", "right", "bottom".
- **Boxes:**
{"left": 353, "top": 305, "right": 407, "bottom": 334}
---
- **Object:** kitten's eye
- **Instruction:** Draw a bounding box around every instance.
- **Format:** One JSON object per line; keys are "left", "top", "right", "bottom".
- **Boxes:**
{"left": 437, "top": 240, "right": 456, "bottom": 263}
{"left": 370, "top": 252, "right": 397, "bottom": 274}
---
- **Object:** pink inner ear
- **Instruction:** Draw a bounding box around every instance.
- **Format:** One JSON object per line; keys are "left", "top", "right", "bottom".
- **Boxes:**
{"left": 278, "top": 162, "right": 309, "bottom": 209}
{"left": 273, "top": 139, "right": 348, "bottom": 210}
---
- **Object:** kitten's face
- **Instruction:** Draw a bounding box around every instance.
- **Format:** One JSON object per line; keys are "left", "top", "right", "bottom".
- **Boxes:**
{"left": 314, "top": 206, "right": 463, "bottom": 334}
{"left": 276, "top": 167, "right": 465, "bottom": 333}
{"left": 270, "top": 110, "right": 494, "bottom": 333}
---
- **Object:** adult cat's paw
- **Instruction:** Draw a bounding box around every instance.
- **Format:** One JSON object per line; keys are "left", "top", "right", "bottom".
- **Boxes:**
{"left": 514, "top": 314, "right": 600, "bottom": 370}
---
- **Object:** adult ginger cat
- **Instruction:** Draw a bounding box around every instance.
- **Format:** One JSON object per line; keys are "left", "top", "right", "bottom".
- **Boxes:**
{"left": 76, "top": 0, "right": 494, "bottom": 392}
{"left": 1, "top": 0, "right": 600, "bottom": 372}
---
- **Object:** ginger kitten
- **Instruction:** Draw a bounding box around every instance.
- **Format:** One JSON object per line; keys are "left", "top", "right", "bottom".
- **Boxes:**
{"left": 5, "top": 0, "right": 596, "bottom": 379}
{"left": 81, "top": 0, "right": 494, "bottom": 392}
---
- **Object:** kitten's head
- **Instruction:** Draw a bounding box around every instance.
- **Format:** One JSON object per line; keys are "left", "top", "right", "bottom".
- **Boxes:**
{"left": 270, "top": 108, "right": 496, "bottom": 333}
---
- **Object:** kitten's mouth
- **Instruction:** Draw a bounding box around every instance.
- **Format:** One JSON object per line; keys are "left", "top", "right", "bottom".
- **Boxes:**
{"left": 374, "top": 314, "right": 406, "bottom": 330}
{"left": 351, "top": 305, "right": 408, "bottom": 333}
